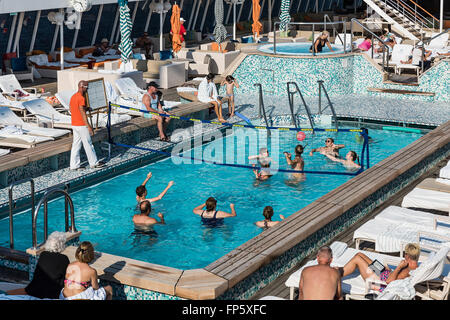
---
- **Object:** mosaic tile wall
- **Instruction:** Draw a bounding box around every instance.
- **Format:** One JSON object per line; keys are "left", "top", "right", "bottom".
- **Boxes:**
{"left": 217, "top": 142, "right": 450, "bottom": 300}
{"left": 230, "top": 54, "right": 450, "bottom": 102}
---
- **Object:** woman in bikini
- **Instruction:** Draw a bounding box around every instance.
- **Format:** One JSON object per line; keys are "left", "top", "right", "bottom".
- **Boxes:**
{"left": 60, "top": 241, "right": 113, "bottom": 300}
{"left": 193, "top": 197, "right": 236, "bottom": 227}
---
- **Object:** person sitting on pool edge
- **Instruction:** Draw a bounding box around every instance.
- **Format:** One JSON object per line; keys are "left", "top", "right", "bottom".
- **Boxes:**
{"left": 136, "top": 171, "right": 174, "bottom": 203}
{"left": 255, "top": 206, "right": 285, "bottom": 230}
{"left": 309, "top": 137, "right": 345, "bottom": 158}
{"left": 249, "top": 148, "right": 274, "bottom": 181}
{"left": 310, "top": 31, "right": 334, "bottom": 54}
{"left": 284, "top": 144, "right": 306, "bottom": 181}
{"left": 193, "top": 197, "right": 236, "bottom": 227}
{"left": 324, "top": 150, "right": 361, "bottom": 171}
{"left": 133, "top": 200, "right": 165, "bottom": 228}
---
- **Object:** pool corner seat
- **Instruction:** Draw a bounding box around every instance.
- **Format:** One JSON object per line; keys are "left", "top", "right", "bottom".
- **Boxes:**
{"left": 129, "top": 59, "right": 186, "bottom": 88}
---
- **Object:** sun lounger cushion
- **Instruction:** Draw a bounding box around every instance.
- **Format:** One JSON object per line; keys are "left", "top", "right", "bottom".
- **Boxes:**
{"left": 416, "top": 178, "right": 450, "bottom": 193}
{"left": 0, "top": 148, "right": 10, "bottom": 156}
{"left": 401, "top": 188, "right": 450, "bottom": 212}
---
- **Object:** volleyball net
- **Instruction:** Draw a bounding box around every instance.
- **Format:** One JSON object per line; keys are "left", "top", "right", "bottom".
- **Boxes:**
{"left": 106, "top": 102, "right": 370, "bottom": 177}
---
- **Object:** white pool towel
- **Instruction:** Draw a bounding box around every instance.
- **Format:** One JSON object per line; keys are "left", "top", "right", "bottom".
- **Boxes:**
{"left": 176, "top": 87, "right": 198, "bottom": 93}
{"left": 376, "top": 278, "right": 415, "bottom": 300}
{"left": 401, "top": 188, "right": 450, "bottom": 212}
{"left": 375, "top": 206, "right": 436, "bottom": 230}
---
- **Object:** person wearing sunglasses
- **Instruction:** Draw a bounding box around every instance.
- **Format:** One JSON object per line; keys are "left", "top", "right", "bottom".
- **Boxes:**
{"left": 309, "top": 137, "right": 345, "bottom": 158}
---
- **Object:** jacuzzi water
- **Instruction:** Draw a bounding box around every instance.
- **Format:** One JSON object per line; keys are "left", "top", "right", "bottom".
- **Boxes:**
{"left": 258, "top": 42, "right": 346, "bottom": 55}
{"left": 0, "top": 125, "right": 422, "bottom": 269}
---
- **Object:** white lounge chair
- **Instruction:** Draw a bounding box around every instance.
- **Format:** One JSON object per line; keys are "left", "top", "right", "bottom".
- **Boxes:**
{"left": 0, "top": 148, "right": 10, "bottom": 157}
{"left": 22, "top": 99, "right": 72, "bottom": 129}
{"left": 353, "top": 219, "right": 450, "bottom": 254}
{"left": 401, "top": 178, "right": 450, "bottom": 212}
{"left": 0, "top": 93, "right": 26, "bottom": 113}
{"left": 115, "top": 78, "right": 146, "bottom": 102}
{"left": 0, "top": 74, "right": 43, "bottom": 101}
{"left": 55, "top": 89, "right": 132, "bottom": 126}
{"left": 0, "top": 107, "right": 70, "bottom": 138}
{"left": 0, "top": 125, "right": 53, "bottom": 148}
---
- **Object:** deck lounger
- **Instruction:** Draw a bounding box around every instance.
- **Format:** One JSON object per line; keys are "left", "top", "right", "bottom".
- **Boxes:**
{"left": 401, "top": 178, "right": 450, "bottom": 212}
{"left": 22, "top": 99, "right": 72, "bottom": 129}
{"left": 0, "top": 126, "right": 53, "bottom": 148}
{"left": 352, "top": 217, "right": 450, "bottom": 254}
{"left": 115, "top": 78, "right": 146, "bottom": 101}
{"left": 0, "top": 148, "right": 10, "bottom": 157}
{"left": 426, "top": 32, "right": 449, "bottom": 51}
{"left": 0, "top": 74, "right": 40, "bottom": 101}
{"left": 0, "top": 106, "right": 70, "bottom": 138}
{"left": 56, "top": 89, "right": 132, "bottom": 126}
{"left": 389, "top": 44, "right": 414, "bottom": 68}
{"left": 0, "top": 93, "right": 26, "bottom": 111}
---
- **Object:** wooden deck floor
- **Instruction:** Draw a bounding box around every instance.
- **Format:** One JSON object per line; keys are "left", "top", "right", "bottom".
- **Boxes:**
{"left": 250, "top": 157, "right": 450, "bottom": 300}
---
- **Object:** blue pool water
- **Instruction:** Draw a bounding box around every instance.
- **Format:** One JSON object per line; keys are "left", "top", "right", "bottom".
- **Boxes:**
{"left": 0, "top": 126, "right": 422, "bottom": 269}
{"left": 258, "top": 43, "right": 345, "bottom": 55}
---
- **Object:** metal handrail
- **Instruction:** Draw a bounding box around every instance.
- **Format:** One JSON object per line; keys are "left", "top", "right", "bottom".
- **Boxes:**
{"left": 8, "top": 178, "right": 35, "bottom": 249}
{"left": 324, "top": 14, "right": 345, "bottom": 50}
{"left": 383, "top": 0, "right": 434, "bottom": 29}
{"left": 273, "top": 21, "right": 348, "bottom": 56}
{"left": 253, "top": 83, "right": 271, "bottom": 137}
{"left": 317, "top": 80, "right": 338, "bottom": 132}
{"left": 32, "top": 184, "right": 76, "bottom": 249}
{"left": 405, "top": 0, "right": 439, "bottom": 23}
{"left": 286, "top": 82, "right": 315, "bottom": 131}
{"left": 351, "top": 19, "right": 390, "bottom": 74}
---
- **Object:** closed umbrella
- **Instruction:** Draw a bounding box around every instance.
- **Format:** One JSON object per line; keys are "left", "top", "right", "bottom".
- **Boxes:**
{"left": 279, "top": 0, "right": 291, "bottom": 32}
{"left": 213, "top": 0, "right": 227, "bottom": 49}
{"left": 251, "top": 0, "right": 263, "bottom": 37}
{"left": 118, "top": 0, "right": 133, "bottom": 63}
{"left": 171, "top": 3, "right": 182, "bottom": 53}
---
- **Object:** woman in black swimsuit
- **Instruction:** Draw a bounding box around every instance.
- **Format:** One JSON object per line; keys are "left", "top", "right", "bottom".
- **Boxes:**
{"left": 310, "top": 31, "right": 334, "bottom": 53}
{"left": 193, "top": 197, "right": 237, "bottom": 227}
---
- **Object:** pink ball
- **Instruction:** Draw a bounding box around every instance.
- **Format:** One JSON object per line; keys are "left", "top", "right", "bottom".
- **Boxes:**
{"left": 296, "top": 131, "right": 306, "bottom": 141}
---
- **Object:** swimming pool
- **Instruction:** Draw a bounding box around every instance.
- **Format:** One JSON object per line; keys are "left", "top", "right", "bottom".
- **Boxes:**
{"left": 258, "top": 43, "right": 346, "bottom": 55}
{"left": 0, "top": 125, "right": 422, "bottom": 269}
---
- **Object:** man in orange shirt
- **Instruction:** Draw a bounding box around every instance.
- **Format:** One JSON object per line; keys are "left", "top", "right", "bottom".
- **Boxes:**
{"left": 69, "top": 80, "right": 105, "bottom": 170}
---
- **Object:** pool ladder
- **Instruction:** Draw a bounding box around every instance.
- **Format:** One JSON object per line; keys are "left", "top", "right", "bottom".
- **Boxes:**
{"left": 8, "top": 180, "right": 77, "bottom": 250}
{"left": 286, "top": 82, "right": 315, "bottom": 131}
{"left": 317, "top": 80, "right": 339, "bottom": 132}
{"left": 254, "top": 83, "right": 271, "bottom": 137}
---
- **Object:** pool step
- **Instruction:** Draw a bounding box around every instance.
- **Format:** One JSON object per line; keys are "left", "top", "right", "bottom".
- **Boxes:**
{"left": 367, "top": 87, "right": 435, "bottom": 97}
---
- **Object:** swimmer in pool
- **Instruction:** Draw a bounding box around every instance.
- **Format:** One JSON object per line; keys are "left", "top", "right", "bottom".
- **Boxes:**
{"left": 255, "top": 206, "right": 285, "bottom": 230}
{"left": 325, "top": 150, "right": 361, "bottom": 170}
{"left": 193, "top": 197, "right": 236, "bottom": 227}
{"left": 309, "top": 137, "right": 345, "bottom": 158}
{"left": 135, "top": 171, "right": 174, "bottom": 203}
{"left": 249, "top": 148, "right": 274, "bottom": 181}
{"left": 132, "top": 200, "right": 165, "bottom": 229}
{"left": 284, "top": 144, "right": 305, "bottom": 181}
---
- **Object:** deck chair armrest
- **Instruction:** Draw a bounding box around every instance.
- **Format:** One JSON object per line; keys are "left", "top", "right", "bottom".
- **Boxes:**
{"left": 418, "top": 231, "right": 450, "bottom": 242}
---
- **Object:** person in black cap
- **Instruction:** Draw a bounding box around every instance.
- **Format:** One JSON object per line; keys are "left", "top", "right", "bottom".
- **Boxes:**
{"left": 142, "top": 81, "right": 171, "bottom": 141}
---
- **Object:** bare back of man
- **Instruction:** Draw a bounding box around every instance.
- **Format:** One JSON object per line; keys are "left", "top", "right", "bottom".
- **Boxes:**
{"left": 299, "top": 264, "right": 341, "bottom": 300}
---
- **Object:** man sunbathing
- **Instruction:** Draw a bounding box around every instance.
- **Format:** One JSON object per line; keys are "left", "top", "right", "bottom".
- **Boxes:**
{"left": 299, "top": 246, "right": 343, "bottom": 300}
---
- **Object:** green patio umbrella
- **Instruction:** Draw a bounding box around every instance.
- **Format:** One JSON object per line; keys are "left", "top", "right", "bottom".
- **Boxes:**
{"left": 118, "top": 0, "right": 133, "bottom": 63}
{"left": 279, "top": 0, "right": 291, "bottom": 32}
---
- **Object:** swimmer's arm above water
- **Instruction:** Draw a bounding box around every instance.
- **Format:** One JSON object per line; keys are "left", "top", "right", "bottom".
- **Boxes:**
{"left": 217, "top": 203, "right": 236, "bottom": 218}
{"left": 283, "top": 152, "right": 294, "bottom": 165}
{"left": 324, "top": 153, "right": 345, "bottom": 164}
{"left": 141, "top": 172, "right": 152, "bottom": 187}
{"left": 193, "top": 203, "right": 206, "bottom": 215}
{"left": 156, "top": 212, "right": 165, "bottom": 225}
{"left": 149, "top": 181, "right": 174, "bottom": 203}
